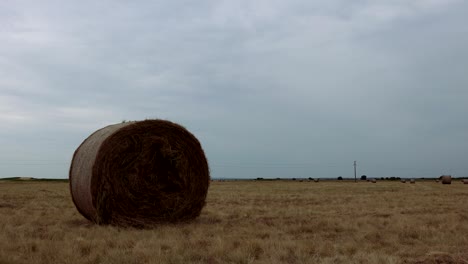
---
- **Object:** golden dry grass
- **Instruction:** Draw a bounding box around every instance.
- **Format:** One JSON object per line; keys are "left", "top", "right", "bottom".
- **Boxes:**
{"left": 0, "top": 180, "right": 467, "bottom": 264}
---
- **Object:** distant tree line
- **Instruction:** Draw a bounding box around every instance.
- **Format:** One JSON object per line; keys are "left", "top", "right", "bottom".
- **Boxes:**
{"left": 359, "top": 175, "right": 405, "bottom": 181}
{"left": 253, "top": 175, "right": 467, "bottom": 181}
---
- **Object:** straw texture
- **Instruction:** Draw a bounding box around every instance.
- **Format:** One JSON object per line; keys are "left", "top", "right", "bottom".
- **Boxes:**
{"left": 69, "top": 120, "right": 210, "bottom": 227}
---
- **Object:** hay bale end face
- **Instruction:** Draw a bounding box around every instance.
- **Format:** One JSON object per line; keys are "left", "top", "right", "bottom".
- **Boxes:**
{"left": 441, "top": 175, "right": 452, "bottom": 185}
{"left": 69, "top": 120, "right": 210, "bottom": 227}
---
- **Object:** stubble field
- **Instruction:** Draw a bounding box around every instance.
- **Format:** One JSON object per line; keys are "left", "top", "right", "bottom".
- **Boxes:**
{"left": 0, "top": 179, "right": 467, "bottom": 264}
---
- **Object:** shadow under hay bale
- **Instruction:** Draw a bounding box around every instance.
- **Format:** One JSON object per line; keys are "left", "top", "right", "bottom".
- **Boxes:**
{"left": 440, "top": 175, "right": 452, "bottom": 185}
{"left": 69, "top": 119, "right": 210, "bottom": 227}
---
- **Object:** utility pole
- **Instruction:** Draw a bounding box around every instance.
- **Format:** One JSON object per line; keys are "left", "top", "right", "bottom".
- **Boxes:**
{"left": 354, "top": 161, "right": 357, "bottom": 182}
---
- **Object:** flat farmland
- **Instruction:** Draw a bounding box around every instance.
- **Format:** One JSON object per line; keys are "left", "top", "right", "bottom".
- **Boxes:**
{"left": 0, "top": 180, "right": 467, "bottom": 264}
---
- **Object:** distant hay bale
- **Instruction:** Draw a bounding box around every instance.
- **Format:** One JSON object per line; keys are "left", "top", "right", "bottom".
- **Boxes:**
{"left": 435, "top": 180, "right": 439, "bottom": 183}
{"left": 314, "top": 179, "right": 319, "bottom": 182}
{"left": 462, "top": 179, "right": 468, "bottom": 184}
{"left": 410, "top": 179, "right": 415, "bottom": 184}
{"left": 371, "top": 179, "right": 377, "bottom": 183}
{"left": 69, "top": 120, "right": 210, "bottom": 227}
{"left": 401, "top": 179, "right": 406, "bottom": 183}
{"left": 18, "top": 177, "right": 33, "bottom": 181}
{"left": 441, "top": 175, "right": 452, "bottom": 185}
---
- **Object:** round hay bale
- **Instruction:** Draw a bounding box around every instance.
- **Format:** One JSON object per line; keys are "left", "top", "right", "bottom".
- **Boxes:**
{"left": 441, "top": 175, "right": 452, "bottom": 185}
{"left": 410, "top": 179, "right": 415, "bottom": 184}
{"left": 462, "top": 179, "right": 468, "bottom": 184}
{"left": 371, "top": 179, "right": 377, "bottom": 183}
{"left": 69, "top": 120, "right": 210, "bottom": 227}
{"left": 314, "top": 179, "right": 319, "bottom": 182}
{"left": 401, "top": 179, "right": 406, "bottom": 183}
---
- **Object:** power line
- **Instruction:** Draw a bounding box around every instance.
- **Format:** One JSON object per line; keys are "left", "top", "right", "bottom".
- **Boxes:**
{"left": 211, "top": 162, "right": 341, "bottom": 168}
{"left": 0, "top": 163, "right": 68, "bottom": 166}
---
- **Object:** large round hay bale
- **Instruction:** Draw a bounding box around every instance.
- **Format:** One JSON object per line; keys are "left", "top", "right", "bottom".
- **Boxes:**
{"left": 69, "top": 120, "right": 210, "bottom": 227}
{"left": 410, "top": 179, "right": 415, "bottom": 184}
{"left": 462, "top": 179, "right": 468, "bottom": 184}
{"left": 441, "top": 175, "right": 452, "bottom": 185}
{"left": 371, "top": 179, "right": 377, "bottom": 183}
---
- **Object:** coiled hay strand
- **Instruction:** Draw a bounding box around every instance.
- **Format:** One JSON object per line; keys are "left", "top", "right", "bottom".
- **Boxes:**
{"left": 69, "top": 119, "right": 210, "bottom": 227}
{"left": 441, "top": 175, "right": 452, "bottom": 185}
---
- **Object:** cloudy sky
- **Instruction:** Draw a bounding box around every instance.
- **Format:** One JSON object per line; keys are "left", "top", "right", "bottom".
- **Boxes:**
{"left": 1, "top": 0, "right": 467, "bottom": 179}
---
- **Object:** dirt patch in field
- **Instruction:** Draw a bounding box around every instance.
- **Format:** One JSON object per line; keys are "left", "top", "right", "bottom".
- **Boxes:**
{"left": 0, "top": 203, "right": 15, "bottom": 209}
{"left": 412, "top": 251, "right": 468, "bottom": 264}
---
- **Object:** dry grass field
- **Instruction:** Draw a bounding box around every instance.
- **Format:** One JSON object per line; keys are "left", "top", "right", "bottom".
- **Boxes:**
{"left": 0, "top": 179, "right": 467, "bottom": 264}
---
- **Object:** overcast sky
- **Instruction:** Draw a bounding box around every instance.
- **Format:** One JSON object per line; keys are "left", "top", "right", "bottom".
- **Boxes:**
{"left": 1, "top": 0, "right": 467, "bottom": 179}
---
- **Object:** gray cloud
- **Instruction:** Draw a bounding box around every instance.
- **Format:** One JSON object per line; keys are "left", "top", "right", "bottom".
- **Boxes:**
{"left": 1, "top": 0, "right": 467, "bottom": 179}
